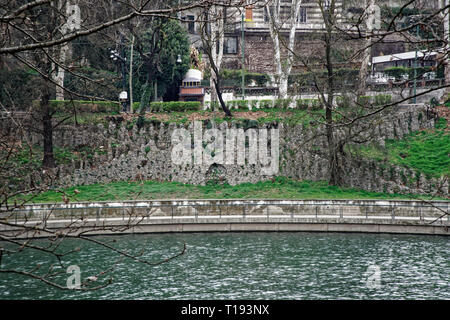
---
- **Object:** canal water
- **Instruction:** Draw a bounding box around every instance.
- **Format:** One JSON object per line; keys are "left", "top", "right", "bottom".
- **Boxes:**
{"left": 0, "top": 232, "right": 448, "bottom": 300}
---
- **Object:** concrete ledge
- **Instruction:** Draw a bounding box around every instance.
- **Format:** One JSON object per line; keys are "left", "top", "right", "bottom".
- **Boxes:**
{"left": 2, "top": 199, "right": 449, "bottom": 238}
{"left": 2, "top": 219, "right": 449, "bottom": 238}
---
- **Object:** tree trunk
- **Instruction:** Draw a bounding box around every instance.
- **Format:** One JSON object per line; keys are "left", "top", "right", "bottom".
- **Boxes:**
{"left": 326, "top": 40, "right": 338, "bottom": 185}
{"left": 324, "top": 1, "right": 341, "bottom": 186}
{"left": 267, "top": 0, "right": 302, "bottom": 99}
{"left": 209, "top": 5, "right": 224, "bottom": 105}
{"left": 41, "top": 84, "right": 55, "bottom": 168}
{"left": 214, "top": 76, "right": 232, "bottom": 117}
{"left": 54, "top": 43, "right": 69, "bottom": 100}
{"left": 129, "top": 35, "right": 135, "bottom": 112}
{"left": 357, "top": 0, "right": 375, "bottom": 96}
{"left": 279, "top": 74, "right": 289, "bottom": 99}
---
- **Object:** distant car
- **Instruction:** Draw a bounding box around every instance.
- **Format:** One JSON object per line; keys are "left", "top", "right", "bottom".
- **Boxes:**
{"left": 368, "top": 75, "right": 387, "bottom": 84}
{"left": 422, "top": 72, "right": 436, "bottom": 80}
{"left": 387, "top": 76, "right": 396, "bottom": 82}
{"left": 368, "top": 73, "right": 395, "bottom": 84}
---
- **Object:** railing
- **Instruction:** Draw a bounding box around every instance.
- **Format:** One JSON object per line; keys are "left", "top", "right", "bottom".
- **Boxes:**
{"left": 3, "top": 200, "right": 449, "bottom": 226}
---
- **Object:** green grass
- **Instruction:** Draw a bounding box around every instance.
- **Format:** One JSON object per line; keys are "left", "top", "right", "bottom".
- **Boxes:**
{"left": 349, "top": 120, "right": 450, "bottom": 178}
{"left": 17, "top": 177, "right": 439, "bottom": 204}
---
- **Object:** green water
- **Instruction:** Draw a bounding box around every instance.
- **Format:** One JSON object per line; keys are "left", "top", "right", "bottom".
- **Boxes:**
{"left": 0, "top": 232, "right": 448, "bottom": 300}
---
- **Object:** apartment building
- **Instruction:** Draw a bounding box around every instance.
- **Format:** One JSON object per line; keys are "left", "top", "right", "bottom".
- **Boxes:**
{"left": 180, "top": 0, "right": 443, "bottom": 75}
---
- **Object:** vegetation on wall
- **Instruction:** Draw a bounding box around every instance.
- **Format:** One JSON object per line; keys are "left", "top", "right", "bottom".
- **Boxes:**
{"left": 348, "top": 119, "right": 449, "bottom": 178}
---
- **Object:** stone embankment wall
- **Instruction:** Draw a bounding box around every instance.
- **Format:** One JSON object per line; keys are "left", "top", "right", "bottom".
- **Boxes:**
{"left": 2, "top": 104, "right": 447, "bottom": 196}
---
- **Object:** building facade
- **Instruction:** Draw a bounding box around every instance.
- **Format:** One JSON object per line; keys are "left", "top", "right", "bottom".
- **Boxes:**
{"left": 180, "top": 0, "right": 444, "bottom": 77}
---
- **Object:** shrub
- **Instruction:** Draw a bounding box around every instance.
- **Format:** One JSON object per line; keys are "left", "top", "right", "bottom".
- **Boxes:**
{"left": 296, "top": 99, "right": 308, "bottom": 110}
{"left": 219, "top": 69, "right": 270, "bottom": 87}
{"left": 385, "top": 66, "right": 433, "bottom": 80}
{"left": 259, "top": 100, "right": 273, "bottom": 109}
{"left": 309, "top": 99, "right": 322, "bottom": 110}
{"left": 236, "top": 100, "right": 248, "bottom": 110}
{"left": 357, "top": 96, "right": 372, "bottom": 106}
{"left": 384, "top": 67, "right": 408, "bottom": 80}
{"left": 132, "top": 102, "right": 141, "bottom": 112}
{"left": 210, "top": 101, "right": 220, "bottom": 111}
{"left": 273, "top": 98, "right": 292, "bottom": 109}
{"left": 149, "top": 101, "right": 201, "bottom": 113}
{"left": 246, "top": 73, "right": 270, "bottom": 87}
{"left": 336, "top": 96, "right": 351, "bottom": 108}
{"left": 149, "top": 102, "right": 164, "bottom": 112}
{"left": 374, "top": 94, "right": 392, "bottom": 106}
{"left": 225, "top": 100, "right": 237, "bottom": 110}
{"left": 250, "top": 100, "right": 259, "bottom": 110}
{"left": 50, "top": 100, "right": 121, "bottom": 113}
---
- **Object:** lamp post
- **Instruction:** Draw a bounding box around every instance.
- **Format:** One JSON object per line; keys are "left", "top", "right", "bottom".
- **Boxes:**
{"left": 110, "top": 48, "right": 128, "bottom": 112}
{"left": 413, "top": 24, "right": 419, "bottom": 104}
{"left": 241, "top": 11, "right": 245, "bottom": 100}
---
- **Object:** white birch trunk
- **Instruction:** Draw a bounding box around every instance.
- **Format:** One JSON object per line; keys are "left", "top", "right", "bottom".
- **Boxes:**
{"left": 267, "top": 0, "right": 302, "bottom": 99}
{"left": 54, "top": 43, "right": 69, "bottom": 100}
{"left": 209, "top": 5, "right": 225, "bottom": 104}
{"left": 53, "top": 1, "right": 80, "bottom": 100}
{"left": 358, "top": 0, "right": 375, "bottom": 96}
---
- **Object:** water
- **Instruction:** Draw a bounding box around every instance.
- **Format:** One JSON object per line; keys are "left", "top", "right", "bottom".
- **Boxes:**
{"left": 0, "top": 232, "right": 448, "bottom": 300}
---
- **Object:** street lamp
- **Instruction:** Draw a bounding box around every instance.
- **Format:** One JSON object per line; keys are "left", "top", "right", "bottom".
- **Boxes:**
{"left": 177, "top": 54, "right": 182, "bottom": 64}
{"left": 323, "top": 0, "right": 331, "bottom": 25}
{"left": 241, "top": 11, "right": 245, "bottom": 100}
{"left": 110, "top": 48, "right": 128, "bottom": 112}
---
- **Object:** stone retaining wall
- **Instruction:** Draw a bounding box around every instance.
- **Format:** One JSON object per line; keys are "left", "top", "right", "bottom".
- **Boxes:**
{"left": 1, "top": 104, "right": 447, "bottom": 196}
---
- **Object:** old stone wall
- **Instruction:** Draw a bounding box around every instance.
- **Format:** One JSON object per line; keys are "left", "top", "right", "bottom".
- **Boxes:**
{"left": 2, "top": 104, "right": 446, "bottom": 196}
{"left": 25, "top": 104, "right": 446, "bottom": 196}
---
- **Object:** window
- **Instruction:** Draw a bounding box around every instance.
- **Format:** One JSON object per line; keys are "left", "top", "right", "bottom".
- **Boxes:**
{"left": 187, "top": 15, "right": 195, "bottom": 34}
{"left": 264, "top": 6, "right": 273, "bottom": 22}
{"left": 224, "top": 37, "right": 238, "bottom": 54}
{"left": 298, "top": 7, "right": 307, "bottom": 23}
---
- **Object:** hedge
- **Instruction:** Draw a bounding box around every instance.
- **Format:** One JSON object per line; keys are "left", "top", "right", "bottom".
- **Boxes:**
{"left": 274, "top": 98, "right": 293, "bottom": 109}
{"left": 258, "top": 100, "right": 273, "bottom": 109}
{"left": 384, "top": 66, "right": 434, "bottom": 80}
{"left": 229, "top": 100, "right": 249, "bottom": 110}
{"left": 203, "top": 69, "right": 271, "bottom": 87}
{"left": 49, "top": 100, "right": 120, "bottom": 113}
{"left": 373, "top": 94, "right": 392, "bottom": 106}
{"left": 296, "top": 99, "right": 321, "bottom": 110}
{"left": 148, "top": 101, "right": 201, "bottom": 112}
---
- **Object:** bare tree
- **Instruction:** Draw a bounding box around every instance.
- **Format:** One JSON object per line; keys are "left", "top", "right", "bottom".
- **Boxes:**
{"left": 357, "top": 0, "right": 376, "bottom": 96}
{"left": 198, "top": 2, "right": 241, "bottom": 117}
{"left": 0, "top": 0, "right": 229, "bottom": 168}
{"left": 266, "top": 0, "right": 303, "bottom": 99}
{"left": 283, "top": 0, "right": 450, "bottom": 187}
{"left": 0, "top": 0, "right": 240, "bottom": 291}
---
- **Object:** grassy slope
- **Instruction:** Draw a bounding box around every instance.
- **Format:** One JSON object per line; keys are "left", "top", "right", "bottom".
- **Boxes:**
{"left": 20, "top": 177, "right": 440, "bottom": 204}
{"left": 350, "top": 118, "right": 449, "bottom": 178}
